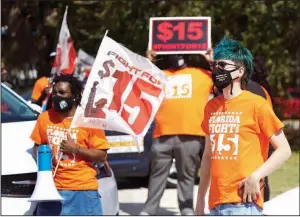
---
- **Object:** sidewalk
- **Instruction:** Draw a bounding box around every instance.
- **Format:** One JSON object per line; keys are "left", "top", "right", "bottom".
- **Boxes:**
{"left": 118, "top": 185, "right": 209, "bottom": 215}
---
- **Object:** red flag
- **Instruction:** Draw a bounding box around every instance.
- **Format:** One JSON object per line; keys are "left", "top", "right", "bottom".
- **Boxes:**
{"left": 52, "top": 6, "right": 76, "bottom": 75}
{"left": 42, "top": 6, "right": 76, "bottom": 111}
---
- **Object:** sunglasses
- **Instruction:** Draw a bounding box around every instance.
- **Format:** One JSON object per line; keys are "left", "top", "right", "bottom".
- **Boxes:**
{"left": 209, "top": 61, "right": 241, "bottom": 71}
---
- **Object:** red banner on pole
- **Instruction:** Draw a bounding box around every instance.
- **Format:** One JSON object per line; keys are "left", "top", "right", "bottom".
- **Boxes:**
{"left": 52, "top": 6, "right": 77, "bottom": 75}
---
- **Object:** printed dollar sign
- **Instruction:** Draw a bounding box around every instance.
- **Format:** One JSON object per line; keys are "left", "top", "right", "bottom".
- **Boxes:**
{"left": 157, "top": 21, "right": 173, "bottom": 43}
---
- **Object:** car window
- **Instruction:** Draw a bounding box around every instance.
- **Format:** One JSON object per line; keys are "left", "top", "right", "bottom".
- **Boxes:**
{"left": 1, "top": 85, "right": 38, "bottom": 123}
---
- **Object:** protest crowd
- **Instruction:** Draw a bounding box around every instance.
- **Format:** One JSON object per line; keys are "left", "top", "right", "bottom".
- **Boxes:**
{"left": 1, "top": 1, "right": 298, "bottom": 216}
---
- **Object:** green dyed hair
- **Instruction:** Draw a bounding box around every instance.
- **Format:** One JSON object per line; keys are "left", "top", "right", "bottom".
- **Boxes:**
{"left": 213, "top": 37, "right": 253, "bottom": 83}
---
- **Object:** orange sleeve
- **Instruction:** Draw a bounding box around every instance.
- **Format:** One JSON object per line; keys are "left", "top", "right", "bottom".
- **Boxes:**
{"left": 31, "top": 77, "right": 49, "bottom": 101}
{"left": 88, "top": 129, "right": 110, "bottom": 150}
{"left": 30, "top": 114, "right": 48, "bottom": 145}
{"left": 256, "top": 100, "right": 284, "bottom": 139}
{"left": 261, "top": 86, "right": 273, "bottom": 109}
{"left": 201, "top": 103, "right": 211, "bottom": 135}
{"left": 31, "top": 79, "right": 43, "bottom": 101}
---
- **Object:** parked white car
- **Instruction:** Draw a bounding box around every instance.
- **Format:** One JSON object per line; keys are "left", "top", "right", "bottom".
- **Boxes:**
{"left": 263, "top": 186, "right": 299, "bottom": 215}
{"left": 1, "top": 83, "right": 119, "bottom": 215}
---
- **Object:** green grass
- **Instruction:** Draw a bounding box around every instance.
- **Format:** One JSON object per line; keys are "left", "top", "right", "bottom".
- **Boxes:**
{"left": 269, "top": 151, "right": 299, "bottom": 199}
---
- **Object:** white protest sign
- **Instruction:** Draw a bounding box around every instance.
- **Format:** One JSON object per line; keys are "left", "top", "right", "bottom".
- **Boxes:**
{"left": 71, "top": 36, "right": 167, "bottom": 150}
{"left": 75, "top": 49, "right": 95, "bottom": 81}
{"left": 77, "top": 49, "right": 95, "bottom": 66}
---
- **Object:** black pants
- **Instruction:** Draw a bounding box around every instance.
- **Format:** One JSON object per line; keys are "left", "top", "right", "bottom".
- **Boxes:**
{"left": 264, "top": 176, "right": 270, "bottom": 202}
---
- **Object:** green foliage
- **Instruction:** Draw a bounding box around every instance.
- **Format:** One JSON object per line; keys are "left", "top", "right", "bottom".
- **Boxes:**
{"left": 2, "top": 0, "right": 300, "bottom": 95}
{"left": 269, "top": 150, "right": 299, "bottom": 198}
{"left": 68, "top": 0, "right": 300, "bottom": 95}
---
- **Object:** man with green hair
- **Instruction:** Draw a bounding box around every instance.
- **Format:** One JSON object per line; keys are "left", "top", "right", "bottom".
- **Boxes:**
{"left": 195, "top": 37, "right": 291, "bottom": 215}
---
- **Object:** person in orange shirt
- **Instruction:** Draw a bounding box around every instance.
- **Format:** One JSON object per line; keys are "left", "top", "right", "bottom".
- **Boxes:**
{"left": 140, "top": 51, "right": 213, "bottom": 215}
{"left": 31, "top": 52, "right": 57, "bottom": 106}
{"left": 208, "top": 52, "right": 275, "bottom": 203}
{"left": 195, "top": 37, "right": 291, "bottom": 215}
{"left": 31, "top": 76, "right": 50, "bottom": 105}
{"left": 30, "top": 74, "right": 109, "bottom": 215}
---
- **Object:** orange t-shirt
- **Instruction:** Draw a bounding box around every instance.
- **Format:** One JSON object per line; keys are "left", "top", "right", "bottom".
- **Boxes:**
{"left": 259, "top": 85, "right": 274, "bottom": 161}
{"left": 153, "top": 67, "right": 213, "bottom": 138}
{"left": 261, "top": 85, "right": 273, "bottom": 108}
{"left": 201, "top": 90, "right": 284, "bottom": 210}
{"left": 31, "top": 76, "right": 50, "bottom": 101}
{"left": 30, "top": 109, "right": 110, "bottom": 190}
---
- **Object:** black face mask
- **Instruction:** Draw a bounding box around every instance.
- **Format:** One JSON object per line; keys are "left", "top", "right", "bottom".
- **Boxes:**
{"left": 52, "top": 95, "right": 75, "bottom": 112}
{"left": 212, "top": 65, "right": 241, "bottom": 91}
{"left": 168, "top": 55, "right": 185, "bottom": 69}
{"left": 212, "top": 68, "right": 235, "bottom": 90}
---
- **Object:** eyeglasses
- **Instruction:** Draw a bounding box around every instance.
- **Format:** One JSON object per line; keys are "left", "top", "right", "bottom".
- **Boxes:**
{"left": 209, "top": 61, "right": 241, "bottom": 71}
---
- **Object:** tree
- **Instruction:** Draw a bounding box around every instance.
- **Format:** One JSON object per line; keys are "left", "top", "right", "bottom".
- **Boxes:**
{"left": 2, "top": 0, "right": 300, "bottom": 96}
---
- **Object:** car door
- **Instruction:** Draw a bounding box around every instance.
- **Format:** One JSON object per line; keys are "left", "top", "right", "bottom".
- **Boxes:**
{"left": 1, "top": 83, "right": 39, "bottom": 215}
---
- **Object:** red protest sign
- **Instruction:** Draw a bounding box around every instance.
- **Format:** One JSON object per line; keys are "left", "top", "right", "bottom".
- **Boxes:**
{"left": 84, "top": 69, "right": 163, "bottom": 135}
{"left": 149, "top": 17, "right": 211, "bottom": 55}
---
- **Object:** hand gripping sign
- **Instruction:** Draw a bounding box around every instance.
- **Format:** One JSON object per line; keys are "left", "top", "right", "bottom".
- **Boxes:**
{"left": 71, "top": 36, "right": 167, "bottom": 151}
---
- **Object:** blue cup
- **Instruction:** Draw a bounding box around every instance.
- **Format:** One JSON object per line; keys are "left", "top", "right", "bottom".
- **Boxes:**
{"left": 37, "top": 145, "right": 52, "bottom": 171}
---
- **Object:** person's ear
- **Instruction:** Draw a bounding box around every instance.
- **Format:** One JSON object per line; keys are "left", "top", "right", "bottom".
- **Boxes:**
{"left": 238, "top": 67, "right": 245, "bottom": 78}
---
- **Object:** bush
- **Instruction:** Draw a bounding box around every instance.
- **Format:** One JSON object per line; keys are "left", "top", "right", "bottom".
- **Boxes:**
{"left": 283, "top": 120, "right": 300, "bottom": 151}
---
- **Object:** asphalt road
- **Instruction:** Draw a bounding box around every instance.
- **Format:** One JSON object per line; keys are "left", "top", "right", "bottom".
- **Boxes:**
{"left": 117, "top": 179, "right": 209, "bottom": 215}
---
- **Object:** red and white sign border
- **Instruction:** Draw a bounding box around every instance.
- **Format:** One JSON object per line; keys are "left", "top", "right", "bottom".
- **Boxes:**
{"left": 149, "top": 16, "right": 211, "bottom": 55}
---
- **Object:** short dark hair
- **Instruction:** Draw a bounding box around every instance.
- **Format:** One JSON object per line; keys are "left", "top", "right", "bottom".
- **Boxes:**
{"left": 52, "top": 74, "right": 83, "bottom": 105}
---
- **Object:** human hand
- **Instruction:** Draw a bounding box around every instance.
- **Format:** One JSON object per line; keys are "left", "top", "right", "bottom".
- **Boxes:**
{"left": 41, "top": 86, "right": 50, "bottom": 98}
{"left": 146, "top": 50, "right": 157, "bottom": 63}
{"left": 44, "top": 86, "right": 50, "bottom": 95}
{"left": 238, "top": 174, "right": 262, "bottom": 203}
{"left": 60, "top": 133, "right": 79, "bottom": 154}
{"left": 204, "top": 48, "right": 214, "bottom": 63}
